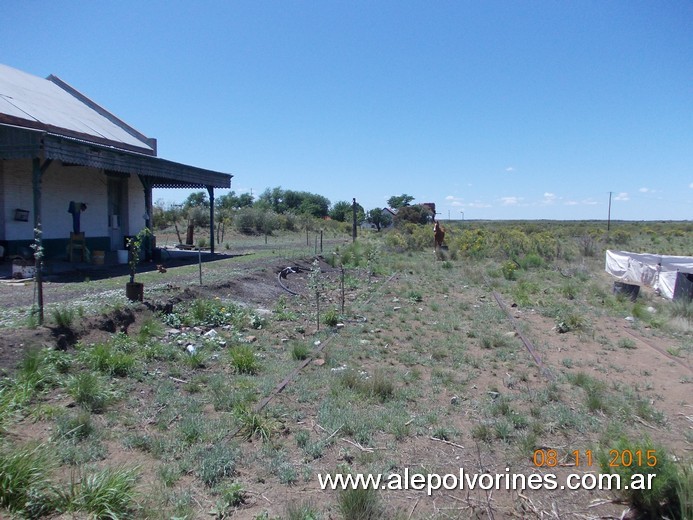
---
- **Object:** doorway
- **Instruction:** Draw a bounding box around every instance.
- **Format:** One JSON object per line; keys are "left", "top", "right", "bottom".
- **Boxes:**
{"left": 106, "top": 175, "right": 127, "bottom": 251}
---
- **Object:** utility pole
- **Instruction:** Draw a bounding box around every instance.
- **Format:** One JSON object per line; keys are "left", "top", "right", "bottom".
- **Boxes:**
{"left": 352, "top": 198, "right": 357, "bottom": 243}
{"left": 607, "top": 191, "right": 612, "bottom": 232}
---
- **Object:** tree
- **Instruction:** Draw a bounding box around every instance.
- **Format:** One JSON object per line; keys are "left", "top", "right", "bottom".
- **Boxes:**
{"left": 183, "top": 191, "right": 209, "bottom": 209}
{"left": 216, "top": 191, "right": 254, "bottom": 210}
{"left": 395, "top": 205, "right": 432, "bottom": 225}
{"left": 256, "top": 187, "right": 330, "bottom": 218}
{"left": 367, "top": 208, "right": 392, "bottom": 231}
{"left": 330, "top": 200, "right": 365, "bottom": 223}
{"left": 387, "top": 194, "right": 415, "bottom": 209}
{"left": 152, "top": 199, "right": 184, "bottom": 230}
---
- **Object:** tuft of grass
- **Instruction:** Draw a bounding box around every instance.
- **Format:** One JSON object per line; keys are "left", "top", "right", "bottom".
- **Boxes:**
{"left": 18, "top": 347, "right": 55, "bottom": 392}
{"left": 68, "top": 466, "right": 139, "bottom": 519}
{"left": 285, "top": 499, "right": 320, "bottom": 520}
{"left": 84, "top": 342, "right": 136, "bottom": 377}
{"left": 291, "top": 342, "right": 311, "bottom": 361}
{"left": 196, "top": 444, "right": 239, "bottom": 488}
{"left": 235, "top": 407, "right": 277, "bottom": 443}
{"left": 407, "top": 290, "right": 423, "bottom": 303}
{"left": 323, "top": 308, "right": 340, "bottom": 327}
{"left": 229, "top": 345, "right": 260, "bottom": 374}
{"left": 66, "top": 372, "right": 113, "bottom": 413}
{"left": 480, "top": 333, "right": 510, "bottom": 349}
{"left": 555, "top": 311, "right": 588, "bottom": 333}
{"left": 55, "top": 411, "right": 95, "bottom": 440}
{"left": 137, "top": 316, "right": 164, "bottom": 344}
{"left": 337, "top": 484, "right": 381, "bottom": 520}
{"left": 471, "top": 423, "right": 493, "bottom": 443}
{"left": 52, "top": 306, "right": 76, "bottom": 329}
{"left": 368, "top": 370, "right": 395, "bottom": 402}
{"left": 670, "top": 299, "right": 693, "bottom": 321}
{"left": 617, "top": 338, "right": 637, "bottom": 349}
{"left": 0, "top": 443, "right": 56, "bottom": 517}
{"left": 338, "top": 369, "right": 396, "bottom": 402}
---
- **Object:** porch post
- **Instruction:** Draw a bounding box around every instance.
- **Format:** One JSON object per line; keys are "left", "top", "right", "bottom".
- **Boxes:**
{"left": 207, "top": 186, "right": 215, "bottom": 254}
{"left": 139, "top": 175, "right": 154, "bottom": 260}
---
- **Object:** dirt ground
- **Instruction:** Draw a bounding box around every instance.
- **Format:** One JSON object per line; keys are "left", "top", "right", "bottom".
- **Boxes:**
{"left": 0, "top": 249, "right": 691, "bottom": 519}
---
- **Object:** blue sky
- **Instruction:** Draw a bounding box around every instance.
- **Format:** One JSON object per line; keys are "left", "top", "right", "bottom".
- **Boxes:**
{"left": 3, "top": 1, "right": 691, "bottom": 220}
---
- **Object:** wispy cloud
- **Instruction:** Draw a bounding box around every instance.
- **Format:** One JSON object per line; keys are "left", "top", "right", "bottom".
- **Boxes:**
{"left": 689, "top": 182, "right": 693, "bottom": 189}
{"left": 467, "top": 201, "right": 492, "bottom": 208}
{"left": 445, "top": 195, "right": 464, "bottom": 207}
{"left": 582, "top": 198, "right": 599, "bottom": 206}
{"left": 614, "top": 192, "right": 629, "bottom": 201}
{"left": 639, "top": 187, "right": 649, "bottom": 193}
{"left": 564, "top": 200, "right": 579, "bottom": 206}
{"left": 542, "top": 192, "right": 557, "bottom": 205}
{"left": 500, "top": 196, "right": 522, "bottom": 206}
{"left": 505, "top": 167, "right": 515, "bottom": 173}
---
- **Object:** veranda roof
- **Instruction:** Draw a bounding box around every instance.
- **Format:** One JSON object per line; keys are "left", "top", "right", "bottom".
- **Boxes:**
{"left": 0, "top": 63, "right": 232, "bottom": 188}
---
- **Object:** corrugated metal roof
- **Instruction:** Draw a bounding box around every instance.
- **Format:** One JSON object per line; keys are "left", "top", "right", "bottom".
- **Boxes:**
{"left": 0, "top": 64, "right": 233, "bottom": 189}
{"left": 0, "top": 63, "right": 154, "bottom": 153}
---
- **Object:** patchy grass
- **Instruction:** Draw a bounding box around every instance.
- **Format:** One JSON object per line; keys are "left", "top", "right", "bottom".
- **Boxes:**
{"left": 0, "top": 222, "right": 690, "bottom": 519}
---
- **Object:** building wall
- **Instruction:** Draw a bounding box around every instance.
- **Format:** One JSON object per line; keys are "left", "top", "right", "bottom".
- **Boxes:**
{"left": 1, "top": 159, "right": 147, "bottom": 257}
{"left": 42, "top": 162, "right": 108, "bottom": 239}
{"left": 127, "top": 175, "right": 145, "bottom": 238}
{"left": 0, "top": 160, "right": 5, "bottom": 241}
{"left": 2, "top": 159, "right": 34, "bottom": 242}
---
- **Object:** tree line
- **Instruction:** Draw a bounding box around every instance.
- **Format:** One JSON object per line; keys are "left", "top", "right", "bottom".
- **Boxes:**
{"left": 152, "top": 188, "right": 434, "bottom": 236}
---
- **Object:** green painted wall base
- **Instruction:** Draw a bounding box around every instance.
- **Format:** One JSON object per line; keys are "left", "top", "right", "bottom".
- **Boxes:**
{"left": 1, "top": 237, "right": 111, "bottom": 260}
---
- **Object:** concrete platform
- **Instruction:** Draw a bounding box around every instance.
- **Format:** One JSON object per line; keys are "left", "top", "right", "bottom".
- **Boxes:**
{"left": 0, "top": 247, "right": 229, "bottom": 283}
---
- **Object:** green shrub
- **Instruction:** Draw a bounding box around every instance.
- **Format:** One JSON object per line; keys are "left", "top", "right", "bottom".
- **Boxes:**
{"left": 617, "top": 338, "right": 637, "bottom": 350}
{"left": 501, "top": 261, "right": 518, "bottom": 280}
{"left": 598, "top": 436, "right": 684, "bottom": 518}
{"left": 518, "top": 253, "right": 544, "bottom": 269}
{"left": 219, "top": 482, "right": 245, "bottom": 508}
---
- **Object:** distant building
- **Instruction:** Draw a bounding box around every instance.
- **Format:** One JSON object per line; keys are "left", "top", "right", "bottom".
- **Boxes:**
{"left": 421, "top": 202, "right": 436, "bottom": 219}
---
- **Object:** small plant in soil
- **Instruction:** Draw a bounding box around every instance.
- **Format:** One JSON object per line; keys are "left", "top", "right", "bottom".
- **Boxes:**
{"left": 126, "top": 228, "right": 152, "bottom": 284}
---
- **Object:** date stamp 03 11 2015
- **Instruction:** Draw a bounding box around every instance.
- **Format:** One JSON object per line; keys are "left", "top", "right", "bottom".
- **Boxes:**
{"left": 532, "top": 448, "right": 658, "bottom": 469}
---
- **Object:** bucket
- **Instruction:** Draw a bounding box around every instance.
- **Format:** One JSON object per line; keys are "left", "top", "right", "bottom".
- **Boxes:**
{"left": 92, "top": 250, "right": 105, "bottom": 265}
{"left": 117, "top": 249, "right": 129, "bottom": 264}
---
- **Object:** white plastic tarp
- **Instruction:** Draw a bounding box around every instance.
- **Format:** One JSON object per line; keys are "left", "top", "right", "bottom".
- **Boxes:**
{"left": 605, "top": 250, "right": 693, "bottom": 300}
